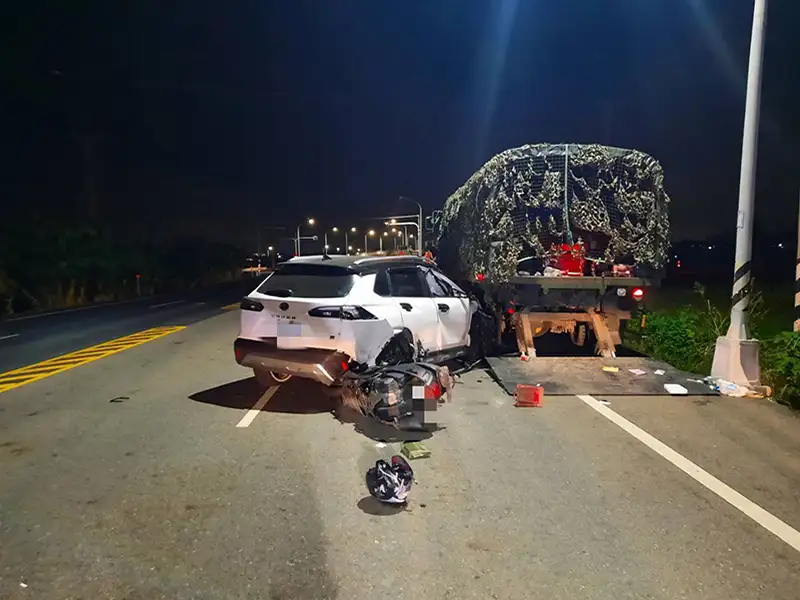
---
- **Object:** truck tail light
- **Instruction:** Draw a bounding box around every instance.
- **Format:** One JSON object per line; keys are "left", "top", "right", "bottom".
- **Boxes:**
{"left": 308, "top": 306, "right": 378, "bottom": 320}
{"left": 632, "top": 288, "right": 644, "bottom": 301}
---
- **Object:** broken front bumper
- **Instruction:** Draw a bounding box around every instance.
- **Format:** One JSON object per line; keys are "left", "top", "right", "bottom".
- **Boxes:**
{"left": 233, "top": 337, "right": 350, "bottom": 386}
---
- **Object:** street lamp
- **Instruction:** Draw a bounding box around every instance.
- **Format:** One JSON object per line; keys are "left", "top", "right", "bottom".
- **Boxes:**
{"left": 399, "top": 196, "right": 423, "bottom": 256}
{"left": 365, "top": 229, "right": 375, "bottom": 252}
{"left": 710, "top": 0, "right": 767, "bottom": 386}
{"left": 296, "top": 218, "right": 315, "bottom": 256}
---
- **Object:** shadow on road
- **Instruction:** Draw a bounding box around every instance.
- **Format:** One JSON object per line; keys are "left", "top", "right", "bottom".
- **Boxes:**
{"left": 190, "top": 377, "right": 442, "bottom": 442}
{"left": 357, "top": 496, "right": 408, "bottom": 516}
{"left": 189, "top": 377, "right": 336, "bottom": 414}
{"left": 334, "top": 404, "right": 435, "bottom": 443}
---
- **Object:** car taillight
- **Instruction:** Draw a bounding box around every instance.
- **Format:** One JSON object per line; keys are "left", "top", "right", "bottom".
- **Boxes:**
{"left": 475, "top": 273, "right": 486, "bottom": 281}
{"left": 632, "top": 288, "right": 644, "bottom": 301}
{"left": 426, "top": 381, "right": 443, "bottom": 399}
{"left": 240, "top": 298, "right": 263, "bottom": 311}
{"left": 308, "top": 305, "right": 378, "bottom": 320}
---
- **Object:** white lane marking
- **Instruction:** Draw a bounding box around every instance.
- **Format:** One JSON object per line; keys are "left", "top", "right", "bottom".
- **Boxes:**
{"left": 236, "top": 385, "right": 280, "bottom": 428}
{"left": 0, "top": 334, "right": 20, "bottom": 341}
{"left": 577, "top": 394, "right": 800, "bottom": 553}
{"left": 149, "top": 300, "right": 186, "bottom": 309}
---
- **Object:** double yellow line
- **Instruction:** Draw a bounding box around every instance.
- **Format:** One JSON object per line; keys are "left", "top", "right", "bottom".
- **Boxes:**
{"left": 0, "top": 326, "right": 185, "bottom": 394}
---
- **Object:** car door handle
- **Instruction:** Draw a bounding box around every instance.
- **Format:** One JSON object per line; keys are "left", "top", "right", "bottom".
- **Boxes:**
{"left": 400, "top": 302, "right": 413, "bottom": 311}
{"left": 437, "top": 303, "right": 449, "bottom": 313}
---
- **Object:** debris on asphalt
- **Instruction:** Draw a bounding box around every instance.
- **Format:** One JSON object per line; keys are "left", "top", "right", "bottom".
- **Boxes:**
{"left": 339, "top": 362, "right": 452, "bottom": 431}
{"left": 654, "top": 369, "right": 666, "bottom": 376}
{"left": 366, "top": 454, "right": 414, "bottom": 504}
{"left": 602, "top": 366, "right": 619, "bottom": 373}
{"left": 703, "top": 377, "right": 748, "bottom": 397}
{"left": 514, "top": 384, "right": 543, "bottom": 407}
{"left": 401, "top": 441, "right": 431, "bottom": 460}
{"left": 597, "top": 398, "right": 611, "bottom": 405}
{"left": 664, "top": 383, "right": 689, "bottom": 396}
{"left": 629, "top": 369, "right": 647, "bottom": 376}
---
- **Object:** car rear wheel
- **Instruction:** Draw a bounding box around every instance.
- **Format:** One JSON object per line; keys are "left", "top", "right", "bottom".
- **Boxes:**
{"left": 270, "top": 371, "right": 293, "bottom": 384}
{"left": 254, "top": 369, "right": 292, "bottom": 388}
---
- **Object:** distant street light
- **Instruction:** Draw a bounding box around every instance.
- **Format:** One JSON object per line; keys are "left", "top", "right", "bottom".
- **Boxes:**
{"left": 399, "top": 196, "right": 424, "bottom": 257}
{"left": 296, "top": 218, "right": 315, "bottom": 256}
{"left": 365, "top": 230, "right": 375, "bottom": 252}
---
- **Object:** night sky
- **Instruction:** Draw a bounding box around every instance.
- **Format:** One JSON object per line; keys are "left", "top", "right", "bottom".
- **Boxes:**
{"left": 3, "top": 1, "right": 798, "bottom": 248}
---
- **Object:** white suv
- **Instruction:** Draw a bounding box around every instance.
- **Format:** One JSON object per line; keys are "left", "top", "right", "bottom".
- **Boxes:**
{"left": 233, "top": 255, "right": 475, "bottom": 386}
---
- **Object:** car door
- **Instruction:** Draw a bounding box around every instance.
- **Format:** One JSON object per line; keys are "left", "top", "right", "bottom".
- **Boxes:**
{"left": 374, "top": 266, "right": 441, "bottom": 354}
{"left": 423, "top": 268, "right": 472, "bottom": 350}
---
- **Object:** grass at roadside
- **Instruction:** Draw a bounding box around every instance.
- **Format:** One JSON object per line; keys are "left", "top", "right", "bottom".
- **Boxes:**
{"left": 625, "top": 283, "right": 799, "bottom": 409}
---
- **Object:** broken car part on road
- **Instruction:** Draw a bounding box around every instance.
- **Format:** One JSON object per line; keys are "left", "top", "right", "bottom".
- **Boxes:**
{"left": 340, "top": 362, "right": 455, "bottom": 432}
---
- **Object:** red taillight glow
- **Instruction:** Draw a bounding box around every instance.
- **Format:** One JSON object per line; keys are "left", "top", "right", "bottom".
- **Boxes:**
{"left": 475, "top": 273, "right": 486, "bottom": 281}
{"left": 632, "top": 288, "right": 644, "bottom": 300}
{"left": 507, "top": 307, "right": 515, "bottom": 314}
{"left": 341, "top": 361, "right": 349, "bottom": 372}
{"left": 425, "top": 382, "right": 443, "bottom": 399}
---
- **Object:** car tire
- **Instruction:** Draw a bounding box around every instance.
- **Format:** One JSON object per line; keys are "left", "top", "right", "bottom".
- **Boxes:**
{"left": 269, "top": 371, "right": 293, "bottom": 384}
{"left": 254, "top": 369, "right": 292, "bottom": 388}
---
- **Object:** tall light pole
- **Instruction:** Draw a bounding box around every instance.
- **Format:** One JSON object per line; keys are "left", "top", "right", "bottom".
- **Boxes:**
{"left": 347, "top": 227, "right": 356, "bottom": 255}
{"left": 711, "top": 0, "right": 768, "bottom": 386}
{"left": 296, "top": 218, "right": 315, "bottom": 256}
{"left": 400, "top": 196, "right": 423, "bottom": 256}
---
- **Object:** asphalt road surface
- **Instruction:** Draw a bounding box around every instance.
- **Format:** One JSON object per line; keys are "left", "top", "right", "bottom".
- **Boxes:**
{"left": 0, "top": 282, "right": 253, "bottom": 373}
{"left": 1, "top": 309, "right": 800, "bottom": 599}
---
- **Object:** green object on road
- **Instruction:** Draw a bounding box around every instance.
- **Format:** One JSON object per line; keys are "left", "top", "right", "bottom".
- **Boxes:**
{"left": 401, "top": 442, "right": 431, "bottom": 460}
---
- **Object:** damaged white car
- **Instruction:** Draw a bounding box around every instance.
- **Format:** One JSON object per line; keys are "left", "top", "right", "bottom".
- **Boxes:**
{"left": 233, "top": 254, "right": 477, "bottom": 387}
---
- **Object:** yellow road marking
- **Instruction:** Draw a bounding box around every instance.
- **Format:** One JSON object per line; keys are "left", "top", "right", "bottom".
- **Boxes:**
{"left": 0, "top": 326, "right": 186, "bottom": 394}
{"left": 222, "top": 303, "right": 240, "bottom": 310}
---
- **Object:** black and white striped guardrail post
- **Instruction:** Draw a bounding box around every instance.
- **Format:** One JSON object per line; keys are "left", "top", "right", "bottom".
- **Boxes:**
{"left": 795, "top": 190, "right": 800, "bottom": 333}
{"left": 711, "top": 0, "right": 767, "bottom": 386}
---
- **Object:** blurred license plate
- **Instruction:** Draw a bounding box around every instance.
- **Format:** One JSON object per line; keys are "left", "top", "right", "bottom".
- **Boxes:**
{"left": 277, "top": 322, "right": 302, "bottom": 337}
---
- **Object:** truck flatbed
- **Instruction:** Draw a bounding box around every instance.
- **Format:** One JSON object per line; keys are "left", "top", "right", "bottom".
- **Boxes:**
{"left": 488, "top": 276, "right": 655, "bottom": 291}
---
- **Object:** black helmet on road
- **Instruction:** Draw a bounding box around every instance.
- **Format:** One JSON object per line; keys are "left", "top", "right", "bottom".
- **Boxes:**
{"left": 366, "top": 455, "right": 414, "bottom": 504}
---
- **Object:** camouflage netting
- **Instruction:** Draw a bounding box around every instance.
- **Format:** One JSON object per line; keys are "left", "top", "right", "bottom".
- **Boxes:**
{"left": 435, "top": 143, "right": 671, "bottom": 282}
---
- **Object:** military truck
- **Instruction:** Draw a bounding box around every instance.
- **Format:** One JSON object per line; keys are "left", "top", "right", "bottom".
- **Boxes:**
{"left": 434, "top": 143, "right": 671, "bottom": 359}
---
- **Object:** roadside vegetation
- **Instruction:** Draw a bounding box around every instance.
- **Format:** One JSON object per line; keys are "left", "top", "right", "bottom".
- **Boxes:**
{"left": 0, "top": 220, "right": 245, "bottom": 316}
{"left": 624, "top": 283, "right": 800, "bottom": 409}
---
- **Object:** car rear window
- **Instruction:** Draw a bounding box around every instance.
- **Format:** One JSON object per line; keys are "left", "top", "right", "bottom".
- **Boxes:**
{"left": 256, "top": 264, "right": 356, "bottom": 298}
